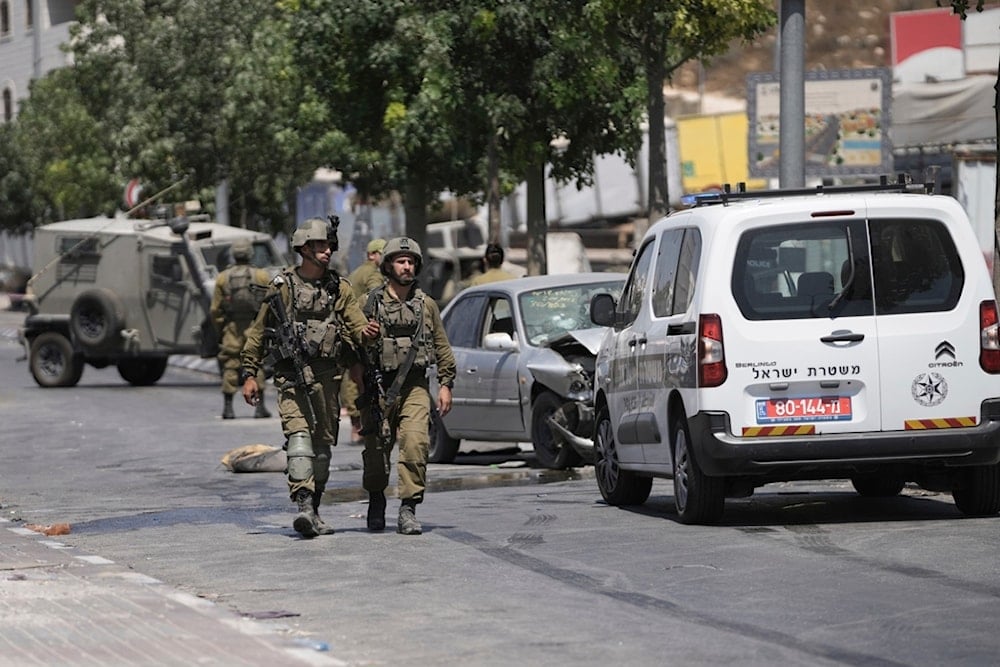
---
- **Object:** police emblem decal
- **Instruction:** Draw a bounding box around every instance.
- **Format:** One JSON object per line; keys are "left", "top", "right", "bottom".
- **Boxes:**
{"left": 911, "top": 372, "right": 947, "bottom": 407}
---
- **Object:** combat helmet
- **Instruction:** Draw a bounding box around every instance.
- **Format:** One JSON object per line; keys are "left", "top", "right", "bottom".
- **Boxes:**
{"left": 230, "top": 237, "right": 253, "bottom": 262}
{"left": 292, "top": 217, "right": 339, "bottom": 252}
{"left": 380, "top": 237, "right": 422, "bottom": 276}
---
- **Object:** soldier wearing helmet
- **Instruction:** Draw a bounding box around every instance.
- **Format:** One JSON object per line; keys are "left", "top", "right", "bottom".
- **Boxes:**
{"left": 240, "top": 216, "right": 379, "bottom": 538}
{"left": 341, "top": 238, "right": 387, "bottom": 443}
{"left": 210, "top": 237, "right": 272, "bottom": 419}
{"left": 354, "top": 236, "right": 456, "bottom": 535}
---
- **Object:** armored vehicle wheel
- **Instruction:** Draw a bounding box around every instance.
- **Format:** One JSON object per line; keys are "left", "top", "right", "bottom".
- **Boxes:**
{"left": 428, "top": 409, "right": 460, "bottom": 463}
{"left": 531, "top": 391, "right": 583, "bottom": 469}
{"left": 117, "top": 357, "right": 168, "bottom": 386}
{"left": 594, "top": 404, "right": 651, "bottom": 506}
{"left": 70, "top": 288, "right": 125, "bottom": 351}
{"left": 29, "top": 332, "right": 84, "bottom": 388}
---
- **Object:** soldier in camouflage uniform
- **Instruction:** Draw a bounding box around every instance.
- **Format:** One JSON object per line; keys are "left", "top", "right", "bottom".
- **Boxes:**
{"left": 358, "top": 237, "right": 456, "bottom": 535}
{"left": 211, "top": 237, "right": 272, "bottom": 420}
{"left": 240, "top": 218, "right": 378, "bottom": 538}
{"left": 341, "top": 238, "right": 387, "bottom": 443}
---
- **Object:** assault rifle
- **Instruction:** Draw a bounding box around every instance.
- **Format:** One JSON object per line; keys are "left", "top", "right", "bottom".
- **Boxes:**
{"left": 263, "top": 289, "right": 318, "bottom": 427}
{"left": 356, "top": 345, "right": 392, "bottom": 448}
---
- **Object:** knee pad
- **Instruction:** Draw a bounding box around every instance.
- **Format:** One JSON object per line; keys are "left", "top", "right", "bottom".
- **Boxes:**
{"left": 286, "top": 431, "right": 314, "bottom": 482}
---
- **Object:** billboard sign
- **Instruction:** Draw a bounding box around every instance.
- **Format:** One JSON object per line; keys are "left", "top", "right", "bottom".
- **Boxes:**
{"left": 747, "top": 68, "right": 892, "bottom": 178}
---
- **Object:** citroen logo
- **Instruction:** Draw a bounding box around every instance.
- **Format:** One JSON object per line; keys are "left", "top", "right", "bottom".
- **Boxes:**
{"left": 935, "top": 341, "right": 955, "bottom": 360}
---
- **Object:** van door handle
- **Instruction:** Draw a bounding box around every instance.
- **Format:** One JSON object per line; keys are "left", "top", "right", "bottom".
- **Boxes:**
{"left": 820, "top": 332, "right": 864, "bottom": 343}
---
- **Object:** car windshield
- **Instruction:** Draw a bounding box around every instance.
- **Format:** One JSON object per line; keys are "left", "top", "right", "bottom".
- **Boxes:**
{"left": 519, "top": 280, "right": 624, "bottom": 346}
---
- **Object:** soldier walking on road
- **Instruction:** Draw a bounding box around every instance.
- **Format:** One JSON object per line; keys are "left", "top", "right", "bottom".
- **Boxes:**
{"left": 240, "top": 217, "right": 378, "bottom": 538}
{"left": 210, "top": 237, "right": 272, "bottom": 420}
{"left": 357, "top": 237, "right": 456, "bottom": 535}
{"left": 341, "top": 238, "right": 387, "bottom": 443}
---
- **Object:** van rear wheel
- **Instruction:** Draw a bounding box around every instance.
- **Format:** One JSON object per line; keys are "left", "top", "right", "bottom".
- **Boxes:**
{"left": 952, "top": 464, "right": 1000, "bottom": 516}
{"left": 672, "top": 417, "right": 725, "bottom": 525}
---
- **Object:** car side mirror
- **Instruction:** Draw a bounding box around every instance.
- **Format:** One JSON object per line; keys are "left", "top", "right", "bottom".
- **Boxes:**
{"left": 590, "top": 293, "right": 617, "bottom": 327}
{"left": 484, "top": 332, "right": 517, "bottom": 352}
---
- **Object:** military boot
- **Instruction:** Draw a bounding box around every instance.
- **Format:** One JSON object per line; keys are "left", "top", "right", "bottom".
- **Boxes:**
{"left": 311, "top": 495, "right": 335, "bottom": 535}
{"left": 254, "top": 393, "right": 272, "bottom": 419}
{"left": 367, "top": 491, "right": 386, "bottom": 532}
{"left": 397, "top": 500, "right": 421, "bottom": 535}
{"left": 222, "top": 394, "right": 235, "bottom": 420}
{"left": 292, "top": 489, "right": 319, "bottom": 538}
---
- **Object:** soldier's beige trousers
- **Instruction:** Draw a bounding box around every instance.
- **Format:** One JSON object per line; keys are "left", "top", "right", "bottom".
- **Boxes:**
{"left": 361, "top": 376, "right": 431, "bottom": 504}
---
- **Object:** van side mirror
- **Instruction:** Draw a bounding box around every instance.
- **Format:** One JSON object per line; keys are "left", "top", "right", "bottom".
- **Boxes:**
{"left": 590, "top": 293, "right": 617, "bottom": 327}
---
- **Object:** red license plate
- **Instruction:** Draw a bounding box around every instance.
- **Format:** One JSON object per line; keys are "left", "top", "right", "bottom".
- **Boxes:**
{"left": 756, "top": 396, "right": 852, "bottom": 424}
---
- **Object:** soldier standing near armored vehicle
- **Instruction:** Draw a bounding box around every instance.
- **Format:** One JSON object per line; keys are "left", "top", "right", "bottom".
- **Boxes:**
{"left": 240, "top": 217, "right": 378, "bottom": 538}
{"left": 357, "top": 237, "right": 456, "bottom": 535}
{"left": 210, "top": 237, "right": 272, "bottom": 420}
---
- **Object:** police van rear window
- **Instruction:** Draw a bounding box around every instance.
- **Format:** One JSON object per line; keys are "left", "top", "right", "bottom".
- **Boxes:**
{"left": 732, "top": 217, "right": 963, "bottom": 321}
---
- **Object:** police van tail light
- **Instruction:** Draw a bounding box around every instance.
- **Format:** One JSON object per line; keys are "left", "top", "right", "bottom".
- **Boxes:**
{"left": 980, "top": 300, "right": 1000, "bottom": 373}
{"left": 698, "top": 313, "right": 728, "bottom": 387}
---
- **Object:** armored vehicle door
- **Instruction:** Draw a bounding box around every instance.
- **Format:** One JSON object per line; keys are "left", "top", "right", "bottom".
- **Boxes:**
{"left": 140, "top": 242, "right": 207, "bottom": 353}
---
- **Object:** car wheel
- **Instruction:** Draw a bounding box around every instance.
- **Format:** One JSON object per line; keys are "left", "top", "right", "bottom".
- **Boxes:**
{"left": 29, "top": 332, "right": 84, "bottom": 388}
{"left": 70, "top": 288, "right": 125, "bottom": 352}
{"left": 428, "top": 409, "right": 461, "bottom": 463}
{"left": 672, "top": 417, "right": 725, "bottom": 525}
{"left": 850, "top": 474, "right": 905, "bottom": 497}
{"left": 531, "top": 391, "right": 583, "bottom": 469}
{"left": 117, "top": 357, "right": 168, "bottom": 386}
{"left": 951, "top": 464, "right": 1000, "bottom": 516}
{"left": 594, "top": 404, "right": 651, "bottom": 505}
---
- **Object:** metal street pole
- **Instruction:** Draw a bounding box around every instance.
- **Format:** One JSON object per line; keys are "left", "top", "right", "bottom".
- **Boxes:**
{"left": 779, "top": 0, "right": 805, "bottom": 188}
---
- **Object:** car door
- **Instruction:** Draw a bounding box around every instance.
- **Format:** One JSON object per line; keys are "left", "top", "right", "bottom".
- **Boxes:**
{"left": 641, "top": 228, "right": 699, "bottom": 466}
{"left": 719, "top": 215, "right": 882, "bottom": 436}
{"left": 142, "top": 243, "right": 204, "bottom": 351}
{"left": 604, "top": 239, "right": 657, "bottom": 464}
{"left": 868, "top": 211, "right": 988, "bottom": 432}
{"left": 441, "top": 292, "right": 487, "bottom": 434}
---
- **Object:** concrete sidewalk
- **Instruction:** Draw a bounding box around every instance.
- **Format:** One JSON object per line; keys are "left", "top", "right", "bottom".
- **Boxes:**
{"left": 0, "top": 518, "right": 344, "bottom": 666}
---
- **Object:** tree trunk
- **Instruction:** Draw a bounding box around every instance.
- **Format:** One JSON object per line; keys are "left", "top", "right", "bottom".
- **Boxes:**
{"left": 643, "top": 50, "right": 669, "bottom": 244}
{"left": 404, "top": 169, "right": 428, "bottom": 251}
{"left": 487, "top": 132, "right": 502, "bottom": 245}
{"left": 525, "top": 158, "right": 547, "bottom": 276}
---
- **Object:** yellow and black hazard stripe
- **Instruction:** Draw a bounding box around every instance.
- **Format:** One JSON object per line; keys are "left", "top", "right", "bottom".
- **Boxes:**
{"left": 742, "top": 425, "right": 816, "bottom": 437}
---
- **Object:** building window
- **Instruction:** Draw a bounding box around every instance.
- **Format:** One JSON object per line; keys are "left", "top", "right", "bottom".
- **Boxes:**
{"left": 1, "top": 2, "right": 11, "bottom": 37}
{"left": 2, "top": 88, "right": 11, "bottom": 123}
{"left": 25, "top": 0, "right": 32, "bottom": 29}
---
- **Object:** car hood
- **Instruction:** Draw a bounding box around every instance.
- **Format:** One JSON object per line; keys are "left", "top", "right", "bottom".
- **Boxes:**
{"left": 542, "top": 327, "right": 606, "bottom": 356}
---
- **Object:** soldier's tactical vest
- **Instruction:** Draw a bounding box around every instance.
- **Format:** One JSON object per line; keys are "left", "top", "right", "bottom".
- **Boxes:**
{"left": 223, "top": 265, "right": 262, "bottom": 328}
{"left": 284, "top": 268, "right": 344, "bottom": 360}
{"left": 365, "top": 286, "right": 430, "bottom": 373}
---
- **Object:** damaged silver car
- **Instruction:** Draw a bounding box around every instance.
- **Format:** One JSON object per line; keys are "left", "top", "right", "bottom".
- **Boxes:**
{"left": 432, "top": 273, "right": 626, "bottom": 468}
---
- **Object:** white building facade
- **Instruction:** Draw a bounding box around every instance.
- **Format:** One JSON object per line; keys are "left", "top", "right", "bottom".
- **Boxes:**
{"left": 0, "top": 0, "right": 79, "bottom": 122}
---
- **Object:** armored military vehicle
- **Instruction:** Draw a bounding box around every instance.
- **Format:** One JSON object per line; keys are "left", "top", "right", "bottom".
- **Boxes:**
{"left": 20, "top": 212, "right": 284, "bottom": 388}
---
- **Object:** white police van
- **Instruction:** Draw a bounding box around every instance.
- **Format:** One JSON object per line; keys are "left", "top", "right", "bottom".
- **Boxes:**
{"left": 590, "top": 177, "right": 1000, "bottom": 524}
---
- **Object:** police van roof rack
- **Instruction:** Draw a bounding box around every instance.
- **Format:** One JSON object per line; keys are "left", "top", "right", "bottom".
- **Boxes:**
{"left": 690, "top": 174, "right": 934, "bottom": 207}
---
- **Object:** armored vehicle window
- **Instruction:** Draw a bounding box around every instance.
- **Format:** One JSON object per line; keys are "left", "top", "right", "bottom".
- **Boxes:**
{"left": 151, "top": 255, "right": 183, "bottom": 285}
{"left": 870, "top": 218, "right": 963, "bottom": 315}
{"left": 618, "top": 239, "right": 655, "bottom": 326}
{"left": 56, "top": 237, "right": 100, "bottom": 282}
{"left": 732, "top": 220, "right": 872, "bottom": 321}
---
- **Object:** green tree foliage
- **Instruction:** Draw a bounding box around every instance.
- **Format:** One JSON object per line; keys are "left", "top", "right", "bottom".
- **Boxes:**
{"left": 586, "top": 0, "right": 775, "bottom": 229}
{"left": 10, "top": 69, "right": 119, "bottom": 221}
{"left": 0, "top": 124, "right": 37, "bottom": 230}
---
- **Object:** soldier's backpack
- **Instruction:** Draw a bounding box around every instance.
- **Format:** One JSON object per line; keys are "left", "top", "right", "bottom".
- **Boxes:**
{"left": 224, "top": 266, "right": 263, "bottom": 325}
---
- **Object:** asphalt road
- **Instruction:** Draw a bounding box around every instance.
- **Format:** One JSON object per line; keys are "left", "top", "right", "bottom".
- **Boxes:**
{"left": 3, "top": 308, "right": 1000, "bottom": 666}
